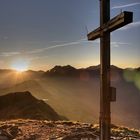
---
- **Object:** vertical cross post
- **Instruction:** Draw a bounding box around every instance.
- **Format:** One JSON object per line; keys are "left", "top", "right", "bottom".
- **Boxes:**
{"left": 87, "top": 0, "right": 133, "bottom": 139}
{"left": 100, "top": 0, "right": 111, "bottom": 139}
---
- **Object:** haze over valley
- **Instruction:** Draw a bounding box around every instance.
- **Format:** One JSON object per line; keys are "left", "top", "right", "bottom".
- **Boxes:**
{"left": 0, "top": 65, "right": 140, "bottom": 129}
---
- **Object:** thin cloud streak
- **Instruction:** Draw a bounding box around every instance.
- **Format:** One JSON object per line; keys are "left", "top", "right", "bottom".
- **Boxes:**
{"left": 111, "top": 42, "right": 130, "bottom": 48}
{"left": 0, "top": 39, "right": 130, "bottom": 57}
{"left": 112, "top": 2, "right": 140, "bottom": 9}
{"left": 119, "top": 21, "right": 140, "bottom": 30}
{"left": 0, "top": 39, "right": 89, "bottom": 57}
{"left": 86, "top": 39, "right": 130, "bottom": 48}
{"left": 0, "top": 52, "right": 20, "bottom": 57}
{"left": 28, "top": 39, "right": 88, "bottom": 54}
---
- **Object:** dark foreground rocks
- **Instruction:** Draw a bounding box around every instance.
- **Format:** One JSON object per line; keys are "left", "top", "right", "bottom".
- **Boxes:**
{"left": 0, "top": 120, "right": 140, "bottom": 140}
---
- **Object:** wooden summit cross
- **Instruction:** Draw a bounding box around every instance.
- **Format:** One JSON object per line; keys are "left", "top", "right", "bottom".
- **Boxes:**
{"left": 87, "top": 0, "right": 133, "bottom": 140}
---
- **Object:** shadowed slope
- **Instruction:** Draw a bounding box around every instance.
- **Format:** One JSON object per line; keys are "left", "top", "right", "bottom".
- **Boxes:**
{"left": 0, "top": 91, "right": 64, "bottom": 121}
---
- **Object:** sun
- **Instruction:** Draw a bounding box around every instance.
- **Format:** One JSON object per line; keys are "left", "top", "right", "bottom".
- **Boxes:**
{"left": 14, "top": 66, "right": 27, "bottom": 72}
{"left": 11, "top": 59, "right": 29, "bottom": 72}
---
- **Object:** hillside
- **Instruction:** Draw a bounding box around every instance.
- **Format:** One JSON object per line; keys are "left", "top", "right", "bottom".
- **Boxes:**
{"left": 0, "top": 69, "right": 43, "bottom": 89}
{"left": 0, "top": 91, "right": 64, "bottom": 121}
{"left": 0, "top": 120, "right": 140, "bottom": 140}
{"left": 0, "top": 80, "right": 51, "bottom": 99}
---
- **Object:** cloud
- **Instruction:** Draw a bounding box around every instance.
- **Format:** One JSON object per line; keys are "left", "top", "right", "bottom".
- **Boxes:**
{"left": 119, "top": 21, "right": 140, "bottom": 30}
{"left": 28, "top": 39, "right": 86, "bottom": 54}
{"left": 0, "top": 39, "right": 87, "bottom": 57}
{"left": 50, "top": 40, "right": 68, "bottom": 43}
{"left": 111, "top": 42, "right": 130, "bottom": 48}
{"left": 0, "top": 51, "right": 20, "bottom": 57}
{"left": 86, "top": 39, "right": 129, "bottom": 48}
{"left": 112, "top": 2, "right": 140, "bottom": 9}
{"left": 28, "top": 37, "right": 98, "bottom": 55}
{"left": 0, "top": 38, "right": 129, "bottom": 58}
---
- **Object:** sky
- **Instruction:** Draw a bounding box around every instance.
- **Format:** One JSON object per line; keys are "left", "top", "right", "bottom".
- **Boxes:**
{"left": 0, "top": 0, "right": 140, "bottom": 70}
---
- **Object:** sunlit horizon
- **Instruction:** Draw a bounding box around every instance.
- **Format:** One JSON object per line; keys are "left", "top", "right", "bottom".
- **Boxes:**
{"left": 0, "top": 63, "right": 139, "bottom": 72}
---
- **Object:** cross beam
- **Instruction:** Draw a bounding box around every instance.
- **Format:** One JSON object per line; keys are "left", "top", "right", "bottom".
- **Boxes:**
{"left": 87, "top": 1, "right": 133, "bottom": 140}
{"left": 88, "top": 11, "right": 133, "bottom": 40}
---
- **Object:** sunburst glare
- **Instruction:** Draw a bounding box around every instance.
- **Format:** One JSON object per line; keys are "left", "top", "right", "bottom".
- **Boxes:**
{"left": 11, "top": 59, "right": 29, "bottom": 72}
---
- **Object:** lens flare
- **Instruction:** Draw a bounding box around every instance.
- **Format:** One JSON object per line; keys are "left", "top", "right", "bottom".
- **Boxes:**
{"left": 123, "top": 69, "right": 140, "bottom": 90}
{"left": 134, "top": 72, "right": 140, "bottom": 90}
{"left": 123, "top": 69, "right": 135, "bottom": 82}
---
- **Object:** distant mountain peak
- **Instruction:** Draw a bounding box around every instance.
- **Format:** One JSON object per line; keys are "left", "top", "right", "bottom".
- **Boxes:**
{"left": 46, "top": 65, "right": 77, "bottom": 77}
{"left": 86, "top": 65, "right": 122, "bottom": 70}
{"left": 45, "top": 64, "right": 124, "bottom": 78}
{"left": 51, "top": 65, "right": 76, "bottom": 71}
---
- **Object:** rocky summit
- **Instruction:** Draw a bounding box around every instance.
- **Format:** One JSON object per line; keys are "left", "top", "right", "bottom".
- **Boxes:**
{"left": 0, "top": 120, "right": 140, "bottom": 140}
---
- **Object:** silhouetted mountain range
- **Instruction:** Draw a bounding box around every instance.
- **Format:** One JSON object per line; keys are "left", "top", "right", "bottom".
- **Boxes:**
{"left": 0, "top": 65, "right": 139, "bottom": 81}
{"left": 0, "top": 91, "right": 64, "bottom": 120}
{"left": 45, "top": 65, "right": 78, "bottom": 77}
{"left": 44, "top": 65, "right": 125, "bottom": 79}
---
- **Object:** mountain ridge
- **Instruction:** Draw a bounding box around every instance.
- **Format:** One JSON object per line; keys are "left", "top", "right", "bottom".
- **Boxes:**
{"left": 0, "top": 64, "right": 139, "bottom": 72}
